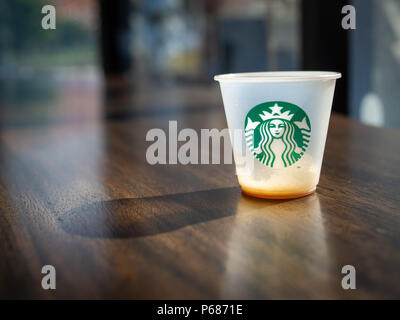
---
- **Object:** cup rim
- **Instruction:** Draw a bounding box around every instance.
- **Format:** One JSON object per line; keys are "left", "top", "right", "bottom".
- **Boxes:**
{"left": 214, "top": 71, "right": 342, "bottom": 82}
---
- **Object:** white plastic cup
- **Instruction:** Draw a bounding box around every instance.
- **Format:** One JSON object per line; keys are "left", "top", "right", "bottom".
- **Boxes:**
{"left": 215, "top": 71, "right": 341, "bottom": 199}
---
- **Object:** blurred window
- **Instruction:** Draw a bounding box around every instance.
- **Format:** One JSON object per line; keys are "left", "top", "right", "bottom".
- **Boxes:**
{"left": 131, "top": 0, "right": 300, "bottom": 83}
{"left": 350, "top": 0, "right": 400, "bottom": 128}
{"left": 0, "top": 0, "right": 98, "bottom": 75}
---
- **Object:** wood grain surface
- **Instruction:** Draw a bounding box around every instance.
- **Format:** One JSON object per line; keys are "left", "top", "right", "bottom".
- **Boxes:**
{"left": 0, "top": 81, "right": 399, "bottom": 299}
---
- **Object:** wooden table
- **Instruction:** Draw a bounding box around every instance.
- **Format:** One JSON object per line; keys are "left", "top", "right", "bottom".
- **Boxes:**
{"left": 0, "top": 79, "right": 399, "bottom": 299}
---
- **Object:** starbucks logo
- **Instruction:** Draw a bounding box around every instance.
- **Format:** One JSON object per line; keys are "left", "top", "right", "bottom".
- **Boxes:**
{"left": 245, "top": 101, "right": 311, "bottom": 168}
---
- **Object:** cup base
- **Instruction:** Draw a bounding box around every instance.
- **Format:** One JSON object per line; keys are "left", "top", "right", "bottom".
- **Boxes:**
{"left": 241, "top": 187, "right": 316, "bottom": 200}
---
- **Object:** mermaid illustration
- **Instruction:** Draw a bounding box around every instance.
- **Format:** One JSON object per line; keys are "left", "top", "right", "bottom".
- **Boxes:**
{"left": 245, "top": 103, "right": 311, "bottom": 168}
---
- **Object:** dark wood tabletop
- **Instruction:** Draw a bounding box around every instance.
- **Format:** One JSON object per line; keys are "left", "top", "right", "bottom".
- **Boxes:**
{"left": 0, "top": 78, "right": 399, "bottom": 299}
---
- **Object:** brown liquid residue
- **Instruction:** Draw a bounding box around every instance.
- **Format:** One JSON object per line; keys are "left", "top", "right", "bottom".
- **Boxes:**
{"left": 241, "top": 187, "right": 316, "bottom": 199}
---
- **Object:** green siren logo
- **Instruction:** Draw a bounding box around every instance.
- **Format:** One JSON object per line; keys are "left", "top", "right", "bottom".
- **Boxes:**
{"left": 244, "top": 101, "right": 311, "bottom": 168}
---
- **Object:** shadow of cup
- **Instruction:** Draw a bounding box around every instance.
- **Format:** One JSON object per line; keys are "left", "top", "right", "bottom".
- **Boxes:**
{"left": 58, "top": 187, "right": 242, "bottom": 239}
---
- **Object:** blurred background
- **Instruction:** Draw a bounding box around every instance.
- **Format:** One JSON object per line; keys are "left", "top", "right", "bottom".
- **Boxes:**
{"left": 0, "top": 0, "right": 399, "bottom": 128}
